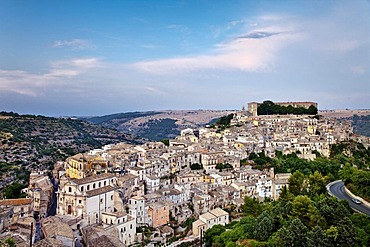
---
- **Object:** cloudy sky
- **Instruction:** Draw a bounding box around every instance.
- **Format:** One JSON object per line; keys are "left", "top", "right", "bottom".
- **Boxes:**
{"left": 0, "top": 0, "right": 369, "bottom": 116}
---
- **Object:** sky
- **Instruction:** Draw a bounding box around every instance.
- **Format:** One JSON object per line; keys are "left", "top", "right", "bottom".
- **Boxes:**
{"left": 0, "top": 0, "right": 369, "bottom": 116}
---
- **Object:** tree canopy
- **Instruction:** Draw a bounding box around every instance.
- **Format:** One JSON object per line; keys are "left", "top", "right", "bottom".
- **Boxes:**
{"left": 257, "top": 100, "right": 318, "bottom": 115}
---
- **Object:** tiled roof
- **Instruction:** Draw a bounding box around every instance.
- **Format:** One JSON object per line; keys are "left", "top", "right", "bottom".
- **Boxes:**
{"left": 71, "top": 173, "right": 116, "bottom": 185}
{"left": 210, "top": 207, "right": 228, "bottom": 217}
{"left": 0, "top": 198, "right": 32, "bottom": 206}
{"left": 85, "top": 185, "right": 115, "bottom": 197}
{"left": 41, "top": 216, "right": 73, "bottom": 239}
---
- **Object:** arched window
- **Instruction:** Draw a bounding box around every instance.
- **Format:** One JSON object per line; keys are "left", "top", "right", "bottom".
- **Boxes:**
{"left": 81, "top": 186, "right": 84, "bottom": 192}
{"left": 98, "top": 182, "right": 101, "bottom": 188}
{"left": 104, "top": 181, "right": 106, "bottom": 186}
{"left": 93, "top": 183, "right": 96, "bottom": 189}
{"left": 87, "top": 185, "right": 90, "bottom": 190}
{"left": 68, "top": 187, "right": 72, "bottom": 193}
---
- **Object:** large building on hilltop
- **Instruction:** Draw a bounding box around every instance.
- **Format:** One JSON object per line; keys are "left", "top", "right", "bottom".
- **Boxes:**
{"left": 248, "top": 101, "right": 318, "bottom": 116}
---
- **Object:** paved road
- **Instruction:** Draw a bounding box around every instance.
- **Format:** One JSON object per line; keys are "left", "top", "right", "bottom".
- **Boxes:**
{"left": 327, "top": 180, "right": 370, "bottom": 216}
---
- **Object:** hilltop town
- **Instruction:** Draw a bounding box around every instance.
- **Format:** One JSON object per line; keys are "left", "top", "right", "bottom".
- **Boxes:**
{"left": 1, "top": 102, "right": 369, "bottom": 246}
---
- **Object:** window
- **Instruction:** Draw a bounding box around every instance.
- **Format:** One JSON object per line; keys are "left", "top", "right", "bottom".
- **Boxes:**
{"left": 87, "top": 185, "right": 90, "bottom": 190}
{"left": 68, "top": 187, "right": 72, "bottom": 193}
{"left": 118, "top": 219, "right": 120, "bottom": 224}
{"left": 104, "top": 181, "right": 106, "bottom": 186}
{"left": 111, "top": 195, "right": 113, "bottom": 200}
{"left": 93, "top": 183, "right": 96, "bottom": 189}
{"left": 130, "top": 224, "right": 132, "bottom": 229}
{"left": 81, "top": 186, "right": 84, "bottom": 192}
{"left": 79, "top": 200, "right": 82, "bottom": 204}
{"left": 99, "top": 182, "right": 101, "bottom": 187}
{"left": 100, "top": 198, "right": 103, "bottom": 203}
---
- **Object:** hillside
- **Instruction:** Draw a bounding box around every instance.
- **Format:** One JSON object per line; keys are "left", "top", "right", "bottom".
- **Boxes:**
{"left": 82, "top": 110, "right": 235, "bottom": 141}
{"left": 350, "top": 114, "right": 370, "bottom": 137}
{"left": 319, "top": 110, "right": 370, "bottom": 137}
{"left": 0, "top": 112, "right": 146, "bottom": 194}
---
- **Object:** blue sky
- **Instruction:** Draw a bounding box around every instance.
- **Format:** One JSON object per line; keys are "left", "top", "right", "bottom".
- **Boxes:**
{"left": 0, "top": 0, "right": 369, "bottom": 116}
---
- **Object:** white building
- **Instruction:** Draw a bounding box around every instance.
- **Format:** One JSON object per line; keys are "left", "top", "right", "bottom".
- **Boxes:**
{"left": 128, "top": 195, "right": 148, "bottom": 225}
{"left": 256, "top": 177, "right": 273, "bottom": 199}
{"left": 57, "top": 173, "right": 117, "bottom": 225}
{"left": 101, "top": 211, "right": 136, "bottom": 246}
{"left": 145, "top": 175, "right": 160, "bottom": 193}
{"left": 192, "top": 207, "right": 229, "bottom": 237}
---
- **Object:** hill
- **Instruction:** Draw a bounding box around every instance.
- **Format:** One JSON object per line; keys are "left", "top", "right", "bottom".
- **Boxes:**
{"left": 319, "top": 110, "right": 370, "bottom": 137}
{"left": 81, "top": 110, "right": 235, "bottom": 141}
{"left": 0, "top": 112, "right": 146, "bottom": 194}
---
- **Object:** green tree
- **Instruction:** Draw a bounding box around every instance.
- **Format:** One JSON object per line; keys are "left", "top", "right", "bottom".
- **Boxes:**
{"left": 253, "top": 211, "right": 275, "bottom": 241}
{"left": 306, "top": 226, "right": 331, "bottom": 247}
{"left": 204, "top": 224, "right": 226, "bottom": 247}
{"left": 316, "top": 197, "right": 350, "bottom": 227}
{"left": 335, "top": 217, "right": 357, "bottom": 246}
{"left": 290, "top": 195, "right": 319, "bottom": 227}
{"left": 308, "top": 171, "right": 327, "bottom": 197}
{"left": 242, "top": 196, "right": 263, "bottom": 217}
{"left": 160, "top": 139, "right": 169, "bottom": 146}
{"left": 273, "top": 218, "right": 307, "bottom": 247}
{"left": 190, "top": 163, "right": 203, "bottom": 170}
{"left": 5, "top": 238, "right": 15, "bottom": 247}
{"left": 238, "top": 216, "right": 256, "bottom": 238}
{"left": 288, "top": 171, "right": 306, "bottom": 196}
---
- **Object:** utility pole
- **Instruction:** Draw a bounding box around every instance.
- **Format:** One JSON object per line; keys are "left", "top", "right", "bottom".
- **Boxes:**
{"left": 200, "top": 228, "right": 203, "bottom": 247}
{"left": 30, "top": 222, "right": 33, "bottom": 247}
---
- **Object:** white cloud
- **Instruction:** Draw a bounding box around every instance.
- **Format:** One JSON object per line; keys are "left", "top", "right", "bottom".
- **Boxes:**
{"left": 0, "top": 58, "right": 100, "bottom": 97}
{"left": 52, "top": 39, "right": 94, "bottom": 50}
{"left": 134, "top": 21, "right": 304, "bottom": 74}
{"left": 350, "top": 65, "right": 367, "bottom": 75}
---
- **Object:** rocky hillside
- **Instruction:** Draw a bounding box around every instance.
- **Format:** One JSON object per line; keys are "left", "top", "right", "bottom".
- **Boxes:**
{"left": 319, "top": 110, "right": 370, "bottom": 137}
{"left": 0, "top": 112, "right": 146, "bottom": 194}
{"left": 81, "top": 110, "right": 235, "bottom": 141}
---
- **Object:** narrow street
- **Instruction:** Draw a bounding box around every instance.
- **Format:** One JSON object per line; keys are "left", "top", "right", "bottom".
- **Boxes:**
{"left": 48, "top": 178, "right": 58, "bottom": 216}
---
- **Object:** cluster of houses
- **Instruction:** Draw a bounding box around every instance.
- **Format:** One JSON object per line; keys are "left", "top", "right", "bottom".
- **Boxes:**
{"left": 0, "top": 105, "right": 364, "bottom": 246}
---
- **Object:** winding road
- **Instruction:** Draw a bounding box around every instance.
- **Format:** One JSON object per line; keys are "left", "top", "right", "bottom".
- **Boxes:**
{"left": 327, "top": 180, "right": 370, "bottom": 216}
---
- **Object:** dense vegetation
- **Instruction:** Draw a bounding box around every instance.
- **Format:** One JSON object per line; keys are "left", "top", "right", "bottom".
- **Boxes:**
{"left": 257, "top": 100, "right": 318, "bottom": 115}
{"left": 351, "top": 114, "right": 370, "bottom": 137}
{"left": 205, "top": 193, "right": 369, "bottom": 247}
{"left": 190, "top": 163, "right": 203, "bottom": 170}
{"left": 209, "top": 113, "right": 235, "bottom": 131}
{"left": 135, "top": 118, "right": 179, "bottom": 141}
{"left": 205, "top": 141, "right": 370, "bottom": 247}
{"left": 0, "top": 112, "right": 145, "bottom": 196}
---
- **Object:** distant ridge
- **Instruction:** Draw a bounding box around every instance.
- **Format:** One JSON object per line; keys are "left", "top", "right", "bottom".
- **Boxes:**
{"left": 81, "top": 110, "right": 235, "bottom": 141}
